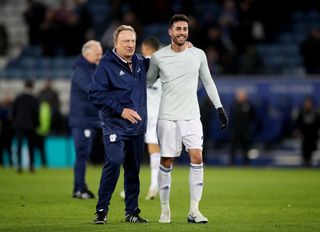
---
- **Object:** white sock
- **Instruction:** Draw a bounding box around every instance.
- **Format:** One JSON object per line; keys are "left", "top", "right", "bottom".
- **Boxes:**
{"left": 158, "top": 164, "right": 172, "bottom": 212}
{"left": 189, "top": 163, "right": 204, "bottom": 213}
{"left": 149, "top": 152, "right": 160, "bottom": 191}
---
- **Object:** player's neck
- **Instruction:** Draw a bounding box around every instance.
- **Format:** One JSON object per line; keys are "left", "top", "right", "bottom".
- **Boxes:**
{"left": 171, "top": 43, "right": 187, "bottom": 53}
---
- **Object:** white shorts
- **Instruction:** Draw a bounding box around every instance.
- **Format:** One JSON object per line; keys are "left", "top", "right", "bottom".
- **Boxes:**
{"left": 157, "top": 118, "right": 203, "bottom": 157}
{"left": 145, "top": 117, "right": 158, "bottom": 144}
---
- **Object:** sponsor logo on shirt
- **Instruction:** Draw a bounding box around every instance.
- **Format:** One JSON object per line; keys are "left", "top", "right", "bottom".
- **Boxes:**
{"left": 119, "top": 70, "right": 125, "bottom": 76}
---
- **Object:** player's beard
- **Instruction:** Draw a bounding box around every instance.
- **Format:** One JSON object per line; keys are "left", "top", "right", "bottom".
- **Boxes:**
{"left": 173, "top": 35, "right": 187, "bottom": 46}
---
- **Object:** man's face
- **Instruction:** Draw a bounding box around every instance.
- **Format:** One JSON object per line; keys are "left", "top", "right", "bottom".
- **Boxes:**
{"left": 169, "top": 21, "right": 188, "bottom": 46}
{"left": 115, "top": 30, "right": 136, "bottom": 60}
{"left": 87, "top": 45, "right": 103, "bottom": 65}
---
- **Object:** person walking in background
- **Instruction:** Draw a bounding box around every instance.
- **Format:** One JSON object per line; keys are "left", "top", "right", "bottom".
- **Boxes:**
{"left": 296, "top": 97, "right": 320, "bottom": 167}
{"left": 34, "top": 100, "right": 51, "bottom": 168}
{"left": 142, "top": 37, "right": 161, "bottom": 200}
{"left": 229, "top": 88, "right": 256, "bottom": 165}
{"left": 89, "top": 25, "right": 149, "bottom": 224}
{"left": 12, "top": 80, "right": 39, "bottom": 173}
{"left": 147, "top": 14, "right": 228, "bottom": 224}
{"left": 0, "top": 96, "right": 14, "bottom": 167}
{"left": 69, "top": 40, "right": 103, "bottom": 199}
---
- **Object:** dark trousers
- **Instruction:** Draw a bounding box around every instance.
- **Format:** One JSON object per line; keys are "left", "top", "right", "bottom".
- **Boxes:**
{"left": 35, "top": 134, "right": 47, "bottom": 167}
{"left": 72, "top": 127, "right": 98, "bottom": 192}
{"left": 16, "top": 130, "right": 36, "bottom": 171}
{"left": 96, "top": 133, "right": 144, "bottom": 215}
{"left": 0, "top": 136, "right": 13, "bottom": 166}
{"left": 302, "top": 140, "right": 317, "bottom": 167}
{"left": 230, "top": 138, "right": 250, "bottom": 165}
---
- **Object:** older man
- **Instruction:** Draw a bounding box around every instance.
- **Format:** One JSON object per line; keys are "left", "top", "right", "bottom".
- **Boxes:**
{"left": 69, "top": 40, "right": 103, "bottom": 199}
{"left": 89, "top": 25, "right": 149, "bottom": 224}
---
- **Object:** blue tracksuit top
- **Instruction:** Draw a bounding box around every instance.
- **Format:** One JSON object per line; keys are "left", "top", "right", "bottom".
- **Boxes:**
{"left": 89, "top": 49, "right": 149, "bottom": 136}
{"left": 69, "top": 55, "right": 100, "bottom": 128}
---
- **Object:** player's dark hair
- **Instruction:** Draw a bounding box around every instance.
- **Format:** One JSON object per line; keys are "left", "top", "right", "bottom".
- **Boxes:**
{"left": 169, "top": 14, "right": 189, "bottom": 28}
{"left": 142, "top": 37, "right": 160, "bottom": 51}
{"left": 24, "top": 79, "right": 34, "bottom": 89}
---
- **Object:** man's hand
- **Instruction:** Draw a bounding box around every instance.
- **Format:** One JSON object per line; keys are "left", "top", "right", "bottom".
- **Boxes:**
{"left": 186, "top": 41, "right": 193, "bottom": 48}
{"left": 121, "top": 108, "right": 142, "bottom": 124}
{"left": 217, "top": 107, "right": 228, "bottom": 130}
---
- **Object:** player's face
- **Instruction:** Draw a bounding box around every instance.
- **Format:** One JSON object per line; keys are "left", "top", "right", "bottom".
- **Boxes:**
{"left": 169, "top": 21, "right": 189, "bottom": 46}
{"left": 87, "top": 45, "right": 103, "bottom": 65}
{"left": 115, "top": 30, "right": 136, "bottom": 60}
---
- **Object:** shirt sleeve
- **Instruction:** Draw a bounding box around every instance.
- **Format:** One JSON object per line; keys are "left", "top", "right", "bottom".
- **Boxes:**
{"left": 146, "top": 55, "right": 160, "bottom": 87}
{"left": 88, "top": 63, "right": 124, "bottom": 116}
{"left": 198, "top": 50, "right": 223, "bottom": 109}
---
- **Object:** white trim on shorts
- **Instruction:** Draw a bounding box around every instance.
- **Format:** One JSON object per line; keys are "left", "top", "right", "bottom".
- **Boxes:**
{"left": 157, "top": 118, "right": 203, "bottom": 157}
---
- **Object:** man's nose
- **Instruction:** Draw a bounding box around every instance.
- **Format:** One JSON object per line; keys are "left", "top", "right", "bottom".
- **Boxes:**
{"left": 128, "top": 41, "right": 135, "bottom": 47}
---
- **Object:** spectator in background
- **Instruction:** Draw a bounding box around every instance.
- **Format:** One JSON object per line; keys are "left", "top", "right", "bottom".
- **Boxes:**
{"left": 23, "top": 0, "right": 47, "bottom": 46}
{"left": 300, "top": 28, "right": 320, "bottom": 74}
{"left": 38, "top": 79, "right": 61, "bottom": 134}
{"left": 205, "top": 46, "right": 224, "bottom": 75}
{"left": 65, "top": 0, "right": 93, "bottom": 55}
{"left": 238, "top": 45, "right": 263, "bottom": 74}
{"left": 69, "top": 40, "right": 103, "bottom": 199}
{"left": 101, "top": 19, "right": 121, "bottom": 50}
{"left": 12, "top": 80, "right": 39, "bottom": 173}
{"left": 0, "top": 24, "right": 8, "bottom": 56}
{"left": 296, "top": 97, "right": 320, "bottom": 167}
{"left": 229, "top": 88, "right": 255, "bottom": 165}
{"left": 0, "top": 96, "right": 14, "bottom": 167}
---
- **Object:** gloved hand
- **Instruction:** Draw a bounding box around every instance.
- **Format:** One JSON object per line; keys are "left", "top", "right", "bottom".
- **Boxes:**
{"left": 217, "top": 107, "right": 228, "bottom": 130}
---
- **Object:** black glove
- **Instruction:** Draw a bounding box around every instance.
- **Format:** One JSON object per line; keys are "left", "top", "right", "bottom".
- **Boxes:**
{"left": 217, "top": 107, "right": 228, "bottom": 130}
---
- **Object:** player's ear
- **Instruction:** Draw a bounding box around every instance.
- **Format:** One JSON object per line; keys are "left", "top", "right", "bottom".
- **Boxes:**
{"left": 168, "top": 28, "right": 172, "bottom": 36}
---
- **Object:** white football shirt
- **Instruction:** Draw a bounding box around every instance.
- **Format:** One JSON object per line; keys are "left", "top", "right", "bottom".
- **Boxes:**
{"left": 147, "top": 45, "right": 222, "bottom": 120}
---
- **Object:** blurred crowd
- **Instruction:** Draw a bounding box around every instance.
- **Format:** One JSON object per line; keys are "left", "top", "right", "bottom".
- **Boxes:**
{"left": 0, "top": 0, "right": 318, "bottom": 74}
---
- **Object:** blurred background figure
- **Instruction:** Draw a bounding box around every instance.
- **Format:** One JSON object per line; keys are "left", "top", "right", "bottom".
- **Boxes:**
{"left": 12, "top": 80, "right": 39, "bottom": 173}
{"left": 141, "top": 37, "right": 161, "bottom": 200}
{"left": 23, "top": 0, "right": 47, "bottom": 46}
{"left": 0, "top": 24, "right": 9, "bottom": 56}
{"left": 238, "top": 45, "right": 263, "bottom": 74}
{"left": 0, "top": 96, "right": 14, "bottom": 167}
{"left": 229, "top": 88, "right": 256, "bottom": 165}
{"left": 295, "top": 97, "right": 320, "bottom": 167}
{"left": 300, "top": 28, "right": 320, "bottom": 74}
{"left": 38, "top": 79, "right": 61, "bottom": 134}
{"left": 69, "top": 40, "right": 103, "bottom": 199}
{"left": 34, "top": 100, "right": 51, "bottom": 168}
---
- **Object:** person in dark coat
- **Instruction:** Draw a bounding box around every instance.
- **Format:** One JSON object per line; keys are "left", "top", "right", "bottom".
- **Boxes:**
{"left": 69, "top": 40, "right": 103, "bottom": 199}
{"left": 0, "top": 96, "right": 14, "bottom": 167}
{"left": 12, "top": 80, "right": 39, "bottom": 172}
{"left": 229, "top": 88, "right": 255, "bottom": 165}
{"left": 296, "top": 97, "right": 320, "bottom": 167}
{"left": 89, "top": 25, "right": 149, "bottom": 224}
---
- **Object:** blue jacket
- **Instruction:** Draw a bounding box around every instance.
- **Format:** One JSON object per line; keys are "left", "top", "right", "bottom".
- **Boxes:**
{"left": 69, "top": 55, "right": 100, "bottom": 128}
{"left": 89, "top": 49, "right": 149, "bottom": 136}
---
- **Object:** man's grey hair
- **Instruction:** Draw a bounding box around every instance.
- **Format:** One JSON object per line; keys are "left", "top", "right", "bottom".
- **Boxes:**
{"left": 113, "top": 25, "right": 136, "bottom": 44}
{"left": 82, "top": 40, "right": 101, "bottom": 56}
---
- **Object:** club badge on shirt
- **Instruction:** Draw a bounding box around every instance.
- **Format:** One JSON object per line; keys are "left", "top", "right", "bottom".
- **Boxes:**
{"left": 84, "top": 129, "right": 91, "bottom": 138}
{"left": 110, "top": 134, "right": 117, "bottom": 142}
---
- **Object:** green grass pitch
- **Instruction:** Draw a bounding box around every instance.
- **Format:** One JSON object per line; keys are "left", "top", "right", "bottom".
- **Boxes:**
{"left": 0, "top": 166, "right": 319, "bottom": 232}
